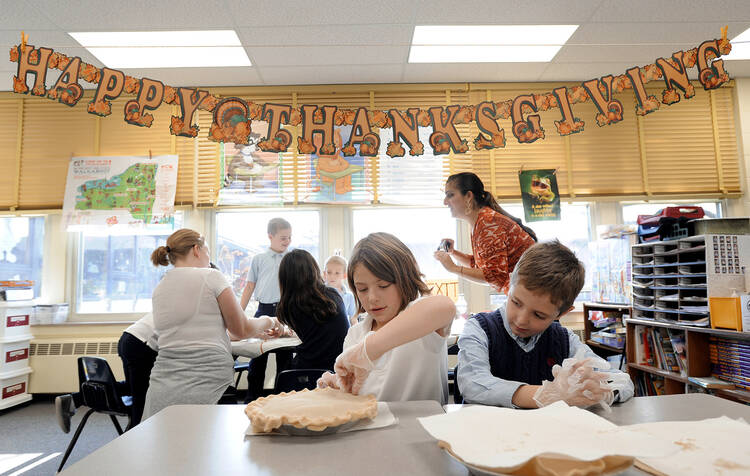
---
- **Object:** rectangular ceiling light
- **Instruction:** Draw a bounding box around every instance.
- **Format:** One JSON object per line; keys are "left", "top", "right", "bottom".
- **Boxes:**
{"left": 409, "top": 25, "right": 578, "bottom": 63}
{"left": 68, "top": 30, "right": 251, "bottom": 68}
{"left": 723, "top": 27, "right": 750, "bottom": 60}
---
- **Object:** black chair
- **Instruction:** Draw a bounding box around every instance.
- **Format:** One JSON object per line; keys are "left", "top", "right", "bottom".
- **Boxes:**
{"left": 58, "top": 357, "right": 133, "bottom": 473}
{"left": 452, "top": 365, "right": 463, "bottom": 404}
{"left": 274, "top": 369, "right": 327, "bottom": 393}
{"left": 233, "top": 358, "right": 251, "bottom": 388}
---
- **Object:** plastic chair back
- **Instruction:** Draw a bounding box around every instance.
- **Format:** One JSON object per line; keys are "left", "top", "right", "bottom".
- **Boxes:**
{"left": 274, "top": 369, "right": 327, "bottom": 393}
{"left": 78, "top": 356, "right": 130, "bottom": 416}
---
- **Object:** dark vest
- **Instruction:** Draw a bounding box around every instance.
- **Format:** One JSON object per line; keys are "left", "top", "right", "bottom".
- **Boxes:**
{"left": 473, "top": 309, "right": 570, "bottom": 385}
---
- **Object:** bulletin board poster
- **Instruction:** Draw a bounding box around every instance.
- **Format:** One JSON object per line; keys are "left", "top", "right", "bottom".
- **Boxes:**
{"left": 303, "top": 125, "right": 371, "bottom": 204}
{"left": 62, "top": 155, "right": 178, "bottom": 229}
{"left": 217, "top": 120, "right": 284, "bottom": 205}
{"left": 518, "top": 169, "right": 561, "bottom": 222}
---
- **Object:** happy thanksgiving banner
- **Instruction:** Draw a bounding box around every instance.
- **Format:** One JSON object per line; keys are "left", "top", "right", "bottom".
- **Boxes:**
{"left": 9, "top": 37, "right": 732, "bottom": 158}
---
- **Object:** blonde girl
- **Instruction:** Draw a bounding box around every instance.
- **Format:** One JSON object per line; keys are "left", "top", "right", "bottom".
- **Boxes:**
{"left": 323, "top": 254, "right": 357, "bottom": 324}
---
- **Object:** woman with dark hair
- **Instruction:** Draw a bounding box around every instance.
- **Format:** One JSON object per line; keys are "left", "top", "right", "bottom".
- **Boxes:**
{"left": 277, "top": 249, "right": 350, "bottom": 370}
{"left": 435, "top": 172, "right": 536, "bottom": 294}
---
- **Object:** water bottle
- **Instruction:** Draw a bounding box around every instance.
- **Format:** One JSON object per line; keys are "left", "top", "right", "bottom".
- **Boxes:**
{"left": 455, "top": 293, "right": 468, "bottom": 320}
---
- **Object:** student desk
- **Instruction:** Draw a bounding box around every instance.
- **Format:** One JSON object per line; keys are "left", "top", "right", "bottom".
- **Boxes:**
{"left": 58, "top": 401, "right": 467, "bottom": 476}
{"left": 59, "top": 394, "right": 749, "bottom": 475}
{"left": 231, "top": 336, "right": 302, "bottom": 359}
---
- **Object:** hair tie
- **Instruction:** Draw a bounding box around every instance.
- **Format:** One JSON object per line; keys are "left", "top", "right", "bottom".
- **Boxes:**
{"left": 165, "top": 246, "right": 171, "bottom": 253}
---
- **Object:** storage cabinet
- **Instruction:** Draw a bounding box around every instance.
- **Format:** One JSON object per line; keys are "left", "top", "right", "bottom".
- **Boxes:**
{"left": 631, "top": 234, "right": 749, "bottom": 327}
{"left": 625, "top": 317, "right": 750, "bottom": 403}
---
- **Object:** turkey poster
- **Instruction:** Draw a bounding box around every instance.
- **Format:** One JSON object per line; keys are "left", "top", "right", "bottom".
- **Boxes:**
{"left": 519, "top": 169, "right": 560, "bottom": 222}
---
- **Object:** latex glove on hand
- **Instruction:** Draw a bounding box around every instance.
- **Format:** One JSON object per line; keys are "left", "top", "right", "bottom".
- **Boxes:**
{"left": 333, "top": 336, "right": 375, "bottom": 395}
{"left": 260, "top": 316, "right": 283, "bottom": 339}
{"left": 316, "top": 371, "right": 340, "bottom": 390}
{"left": 534, "top": 357, "right": 613, "bottom": 409}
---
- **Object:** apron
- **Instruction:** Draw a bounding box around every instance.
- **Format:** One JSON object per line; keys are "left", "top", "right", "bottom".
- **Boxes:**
{"left": 142, "top": 346, "right": 234, "bottom": 420}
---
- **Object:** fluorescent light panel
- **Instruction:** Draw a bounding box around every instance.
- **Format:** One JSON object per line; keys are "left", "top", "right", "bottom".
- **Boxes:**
{"left": 723, "top": 27, "right": 750, "bottom": 60}
{"left": 68, "top": 30, "right": 251, "bottom": 68}
{"left": 409, "top": 25, "right": 578, "bottom": 63}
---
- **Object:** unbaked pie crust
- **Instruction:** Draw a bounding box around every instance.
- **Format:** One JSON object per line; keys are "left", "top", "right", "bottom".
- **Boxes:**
{"left": 244, "top": 387, "right": 378, "bottom": 433}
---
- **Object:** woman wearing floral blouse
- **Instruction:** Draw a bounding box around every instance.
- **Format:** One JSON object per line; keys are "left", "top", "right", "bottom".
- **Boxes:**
{"left": 434, "top": 172, "right": 536, "bottom": 293}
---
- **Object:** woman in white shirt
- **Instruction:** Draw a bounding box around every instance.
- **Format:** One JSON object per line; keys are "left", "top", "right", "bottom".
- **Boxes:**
{"left": 143, "top": 229, "right": 279, "bottom": 420}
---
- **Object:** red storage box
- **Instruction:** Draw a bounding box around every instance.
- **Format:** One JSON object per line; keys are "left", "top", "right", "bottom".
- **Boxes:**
{"left": 637, "top": 206, "right": 704, "bottom": 226}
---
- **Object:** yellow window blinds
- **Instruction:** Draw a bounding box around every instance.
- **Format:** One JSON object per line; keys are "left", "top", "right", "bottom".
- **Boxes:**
{"left": 0, "top": 81, "right": 742, "bottom": 211}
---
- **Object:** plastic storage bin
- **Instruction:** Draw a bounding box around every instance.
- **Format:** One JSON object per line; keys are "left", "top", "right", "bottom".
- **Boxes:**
{"left": 0, "top": 303, "right": 33, "bottom": 338}
{"left": 0, "top": 367, "right": 33, "bottom": 410}
{"left": 33, "top": 304, "right": 69, "bottom": 325}
{"left": 0, "top": 335, "right": 32, "bottom": 373}
{"left": 591, "top": 330, "right": 625, "bottom": 349}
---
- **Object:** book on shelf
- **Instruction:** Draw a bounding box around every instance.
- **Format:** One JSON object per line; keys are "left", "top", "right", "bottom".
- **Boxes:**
{"left": 687, "top": 376, "right": 735, "bottom": 389}
{"left": 667, "top": 328, "right": 688, "bottom": 376}
{"left": 635, "top": 373, "right": 666, "bottom": 397}
{"left": 656, "top": 327, "right": 680, "bottom": 373}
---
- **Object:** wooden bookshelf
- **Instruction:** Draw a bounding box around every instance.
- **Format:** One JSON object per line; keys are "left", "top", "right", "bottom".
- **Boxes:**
{"left": 583, "top": 303, "right": 629, "bottom": 359}
{"left": 625, "top": 318, "right": 750, "bottom": 403}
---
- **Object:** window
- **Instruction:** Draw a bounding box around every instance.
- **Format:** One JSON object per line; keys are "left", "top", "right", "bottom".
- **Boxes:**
{"left": 0, "top": 216, "right": 45, "bottom": 297}
{"left": 351, "top": 207, "right": 456, "bottom": 280}
{"left": 621, "top": 201, "right": 722, "bottom": 225}
{"left": 76, "top": 217, "right": 183, "bottom": 314}
{"left": 214, "top": 209, "right": 320, "bottom": 296}
{"left": 498, "top": 203, "right": 593, "bottom": 302}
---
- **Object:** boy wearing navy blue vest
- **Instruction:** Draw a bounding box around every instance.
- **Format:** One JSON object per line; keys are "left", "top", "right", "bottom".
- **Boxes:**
{"left": 457, "top": 240, "right": 634, "bottom": 408}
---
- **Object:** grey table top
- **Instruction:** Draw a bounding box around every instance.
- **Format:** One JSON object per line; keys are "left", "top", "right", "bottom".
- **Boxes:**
{"left": 60, "top": 393, "right": 750, "bottom": 476}
{"left": 60, "top": 400, "right": 468, "bottom": 476}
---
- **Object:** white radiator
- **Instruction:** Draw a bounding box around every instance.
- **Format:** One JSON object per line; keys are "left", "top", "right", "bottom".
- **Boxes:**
{"left": 29, "top": 338, "right": 124, "bottom": 393}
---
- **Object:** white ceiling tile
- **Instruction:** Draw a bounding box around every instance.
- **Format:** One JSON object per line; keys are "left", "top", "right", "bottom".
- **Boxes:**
{"left": 250, "top": 46, "right": 407, "bottom": 67}
{"left": 236, "top": 25, "right": 413, "bottom": 47}
{"left": 569, "top": 22, "right": 750, "bottom": 45}
{"left": 554, "top": 45, "right": 678, "bottom": 64}
{"left": 414, "top": 0, "right": 604, "bottom": 24}
{"left": 0, "top": 3, "right": 59, "bottom": 29}
{"left": 29, "top": 0, "right": 236, "bottom": 30}
{"left": 403, "top": 62, "right": 548, "bottom": 82}
{"left": 258, "top": 64, "right": 403, "bottom": 85}
{"left": 119, "top": 67, "right": 262, "bottom": 88}
{"left": 539, "top": 62, "right": 638, "bottom": 81}
{"left": 227, "top": 0, "right": 416, "bottom": 27}
{"left": 588, "top": 0, "right": 750, "bottom": 22}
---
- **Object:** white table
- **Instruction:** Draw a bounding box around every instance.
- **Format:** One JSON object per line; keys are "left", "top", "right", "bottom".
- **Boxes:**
{"left": 231, "top": 336, "right": 301, "bottom": 359}
{"left": 59, "top": 401, "right": 468, "bottom": 476}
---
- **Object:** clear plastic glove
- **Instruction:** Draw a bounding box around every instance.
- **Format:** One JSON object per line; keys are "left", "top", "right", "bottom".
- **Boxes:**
{"left": 333, "top": 336, "right": 375, "bottom": 395}
{"left": 533, "top": 349, "right": 615, "bottom": 410}
{"left": 258, "top": 315, "right": 282, "bottom": 339}
{"left": 316, "top": 371, "right": 340, "bottom": 390}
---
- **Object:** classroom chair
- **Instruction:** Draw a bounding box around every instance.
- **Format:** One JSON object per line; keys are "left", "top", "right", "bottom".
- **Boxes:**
{"left": 274, "top": 369, "right": 327, "bottom": 393}
{"left": 58, "top": 356, "right": 133, "bottom": 472}
{"left": 233, "top": 358, "right": 251, "bottom": 388}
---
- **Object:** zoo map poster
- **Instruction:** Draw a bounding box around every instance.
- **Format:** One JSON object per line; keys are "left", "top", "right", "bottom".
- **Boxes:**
{"left": 62, "top": 155, "right": 178, "bottom": 230}
{"left": 518, "top": 169, "right": 560, "bottom": 222}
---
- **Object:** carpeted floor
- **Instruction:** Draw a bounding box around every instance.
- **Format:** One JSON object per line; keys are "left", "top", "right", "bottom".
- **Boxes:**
{"left": 0, "top": 395, "right": 129, "bottom": 476}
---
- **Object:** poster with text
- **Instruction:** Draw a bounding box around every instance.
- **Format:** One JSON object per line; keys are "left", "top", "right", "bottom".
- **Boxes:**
{"left": 217, "top": 120, "right": 284, "bottom": 205}
{"left": 62, "top": 155, "right": 178, "bottom": 230}
{"left": 519, "top": 169, "right": 560, "bottom": 222}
